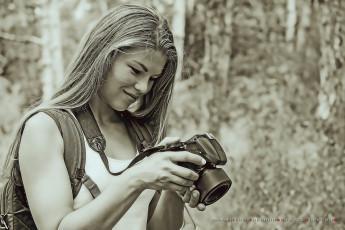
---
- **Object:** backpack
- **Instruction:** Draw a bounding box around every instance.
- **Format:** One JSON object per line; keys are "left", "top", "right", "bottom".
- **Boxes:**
{"left": 0, "top": 107, "right": 153, "bottom": 230}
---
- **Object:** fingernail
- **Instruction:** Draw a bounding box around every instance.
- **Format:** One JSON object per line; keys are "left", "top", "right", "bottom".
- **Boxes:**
{"left": 193, "top": 191, "right": 198, "bottom": 197}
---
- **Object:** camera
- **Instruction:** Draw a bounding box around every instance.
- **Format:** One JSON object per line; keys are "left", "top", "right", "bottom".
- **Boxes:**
{"left": 143, "top": 133, "right": 232, "bottom": 205}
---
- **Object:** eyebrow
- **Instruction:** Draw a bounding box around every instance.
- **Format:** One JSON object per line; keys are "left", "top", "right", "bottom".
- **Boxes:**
{"left": 133, "top": 61, "right": 148, "bottom": 72}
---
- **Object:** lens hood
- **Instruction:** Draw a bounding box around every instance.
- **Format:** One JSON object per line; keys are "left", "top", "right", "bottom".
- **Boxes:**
{"left": 195, "top": 168, "right": 232, "bottom": 205}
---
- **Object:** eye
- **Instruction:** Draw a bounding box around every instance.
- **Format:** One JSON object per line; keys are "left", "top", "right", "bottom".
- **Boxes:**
{"left": 129, "top": 66, "right": 141, "bottom": 75}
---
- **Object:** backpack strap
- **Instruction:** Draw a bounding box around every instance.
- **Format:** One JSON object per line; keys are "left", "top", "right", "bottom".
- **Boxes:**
{"left": 43, "top": 109, "right": 101, "bottom": 199}
{"left": 73, "top": 105, "right": 154, "bottom": 176}
{"left": 81, "top": 174, "right": 101, "bottom": 198}
{"left": 121, "top": 110, "right": 154, "bottom": 152}
{"left": 12, "top": 109, "right": 101, "bottom": 199}
{"left": 40, "top": 109, "right": 90, "bottom": 198}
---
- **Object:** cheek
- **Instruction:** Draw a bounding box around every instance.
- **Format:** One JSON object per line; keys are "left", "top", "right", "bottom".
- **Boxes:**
{"left": 98, "top": 82, "right": 117, "bottom": 100}
{"left": 107, "top": 67, "right": 134, "bottom": 85}
{"left": 117, "top": 75, "right": 134, "bottom": 84}
{"left": 114, "top": 69, "right": 135, "bottom": 85}
{"left": 97, "top": 85, "right": 110, "bottom": 102}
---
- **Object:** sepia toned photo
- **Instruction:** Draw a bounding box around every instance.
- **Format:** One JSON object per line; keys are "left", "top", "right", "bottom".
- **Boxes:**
{"left": 0, "top": 0, "right": 344, "bottom": 229}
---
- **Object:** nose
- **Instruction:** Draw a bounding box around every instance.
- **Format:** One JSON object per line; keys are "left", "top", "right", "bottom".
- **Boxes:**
{"left": 134, "top": 77, "right": 151, "bottom": 94}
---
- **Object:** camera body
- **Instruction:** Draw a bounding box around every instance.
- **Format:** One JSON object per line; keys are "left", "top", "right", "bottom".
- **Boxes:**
{"left": 146, "top": 133, "right": 232, "bottom": 205}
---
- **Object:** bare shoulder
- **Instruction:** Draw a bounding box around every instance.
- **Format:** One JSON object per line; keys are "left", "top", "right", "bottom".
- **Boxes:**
{"left": 24, "top": 112, "right": 59, "bottom": 133}
{"left": 19, "top": 111, "right": 64, "bottom": 162}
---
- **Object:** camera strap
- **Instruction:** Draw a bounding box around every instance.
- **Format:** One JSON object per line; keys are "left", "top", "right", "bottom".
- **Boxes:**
{"left": 74, "top": 104, "right": 157, "bottom": 176}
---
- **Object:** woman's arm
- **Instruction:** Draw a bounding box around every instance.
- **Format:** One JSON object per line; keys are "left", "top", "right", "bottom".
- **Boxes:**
{"left": 146, "top": 138, "right": 206, "bottom": 230}
{"left": 19, "top": 112, "right": 144, "bottom": 230}
{"left": 147, "top": 185, "right": 205, "bottom": 230}
{"left": 147, "top": 190, "right": 184, "bottom": 230}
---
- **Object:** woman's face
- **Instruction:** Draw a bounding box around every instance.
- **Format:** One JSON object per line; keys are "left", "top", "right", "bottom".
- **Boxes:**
{"left": 98, "top": 48, "right": 167, "bottom": 111}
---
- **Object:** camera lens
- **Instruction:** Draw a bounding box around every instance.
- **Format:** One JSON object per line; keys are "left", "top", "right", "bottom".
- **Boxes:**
{"left": 195, "top": 168, "right": 232, "bottom": 205}
{"left": 204, "top": 184, "right": 230, "bottom": 204}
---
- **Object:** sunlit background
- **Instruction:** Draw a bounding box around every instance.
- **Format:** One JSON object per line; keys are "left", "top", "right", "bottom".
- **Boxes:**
{"left": 0, "top": 0, "right": 344, "bottom": 229}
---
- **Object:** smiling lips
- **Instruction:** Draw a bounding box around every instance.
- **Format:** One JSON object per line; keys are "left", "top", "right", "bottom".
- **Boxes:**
{"left": 124, "top": 90, "right": 138, "bottom": 101}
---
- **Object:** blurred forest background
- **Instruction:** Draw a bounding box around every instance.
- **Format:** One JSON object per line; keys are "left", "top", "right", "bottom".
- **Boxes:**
{"left": 0, "top": 0, "right": 344, "bottom": 229}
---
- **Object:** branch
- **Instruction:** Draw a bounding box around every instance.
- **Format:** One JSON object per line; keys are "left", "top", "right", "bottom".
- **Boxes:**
{"left": 0, "top": 31, "right": 43, "bottom": 45}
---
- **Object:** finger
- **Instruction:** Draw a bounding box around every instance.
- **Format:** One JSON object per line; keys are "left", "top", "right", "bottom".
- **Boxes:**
{"left": 190, "top": 185, "right": 196, "bottom": 190}
{"left": 166, "top": 182, "right": 189, "bottom": 193}
{"left": 166, "top": 151, "right": 206, "bottom": 166}
{"left": 182, "top": 189, "right": 192, "bottom": 203}
{"left": 189, "top": 190, "right": 200, "bottom": 208}
{"left": 166, "top": 174, "right": 195, "bottom": 188}
{"left": 158, "top": 137, "right": 181, "bottom": 146}
{"left": 197, "top": 203, "right": 206, "bottom": 211}
{"left": 170, "top": 164, "right": 199, "bottom": 181}
{"left": 176, "top": 190, "right": 185, "bottom": 197}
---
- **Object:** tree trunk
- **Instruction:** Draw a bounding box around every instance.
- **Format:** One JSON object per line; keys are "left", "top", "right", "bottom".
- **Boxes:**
{"left": 204, "top": 0, "right": 233, "bottom": 135}
{"left": 296, "top": 2, "right": 311, "bottom": 52}
{"left": 171, "top": 0, "right": 186, "bottom": 79}
{"left": 41, "top": 0, "right": 64, "bottom": 100}
{"left": 286, "top": 0, "right": 296, "bottom": 52}
{"left": 315, "top": 1, "right": 338, "bottom": 119}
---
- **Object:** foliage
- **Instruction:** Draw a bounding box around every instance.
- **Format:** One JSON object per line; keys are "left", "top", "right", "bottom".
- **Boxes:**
{"left": 169, "top": 0, "right": 345, "bottom": 229}
{"left": 0, "top": 1, "right": 42, "bottom": 190}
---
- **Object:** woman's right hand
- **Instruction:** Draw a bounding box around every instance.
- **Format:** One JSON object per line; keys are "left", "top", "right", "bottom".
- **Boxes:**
{"left": 126, "top": 137, "right": 206, "bottom": 193}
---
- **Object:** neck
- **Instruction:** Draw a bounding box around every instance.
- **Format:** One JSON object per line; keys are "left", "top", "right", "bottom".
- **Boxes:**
{"left": 88, "top": 95, "right": 123, "bottom": 125}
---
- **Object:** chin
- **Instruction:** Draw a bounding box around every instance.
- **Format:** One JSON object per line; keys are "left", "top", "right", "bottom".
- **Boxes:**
{"left": 113, "top": 106, "right": 128, "bottom": 112}
{"left": 127, "top": 101, "right": 140, "bottom": 112}
{"left": 107, "top": 102, "right": 126, "bottom": 112}
{"left": 116, "top": 102, "right": 134, "bottom": 112}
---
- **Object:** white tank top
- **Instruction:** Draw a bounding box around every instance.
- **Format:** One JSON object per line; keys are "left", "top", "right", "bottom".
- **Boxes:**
{"left": 73, "top": 130, "right": 155, "bottom": 229}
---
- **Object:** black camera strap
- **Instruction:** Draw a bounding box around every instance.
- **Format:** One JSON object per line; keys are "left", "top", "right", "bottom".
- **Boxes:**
{"left": 74, "top": 105, "right": 158, "bottom": 176}
{"left": 73, "top": 105, "right": 223, "bottom": 176}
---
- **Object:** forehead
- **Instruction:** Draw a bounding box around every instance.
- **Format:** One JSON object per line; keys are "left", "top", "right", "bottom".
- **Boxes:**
{"left": 116, "top": 48, "right": 167, "bottom": 71}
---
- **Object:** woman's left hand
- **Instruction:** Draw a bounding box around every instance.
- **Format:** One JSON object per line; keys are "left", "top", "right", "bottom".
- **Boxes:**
{"left": 157, "top": 136, "right": 206, "bottom": 212}
{"left": 177, "top": 185, "right": 206, "bottom": 211}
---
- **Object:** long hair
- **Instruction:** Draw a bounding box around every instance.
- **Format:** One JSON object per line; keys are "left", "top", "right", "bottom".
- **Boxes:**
{"left": 1, "top": 4, "right": 179, "bottom": 177}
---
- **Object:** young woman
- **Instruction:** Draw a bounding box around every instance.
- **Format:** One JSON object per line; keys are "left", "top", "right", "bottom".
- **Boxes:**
{"left": 1, "top": 4, "right": 206, "bottom": 230}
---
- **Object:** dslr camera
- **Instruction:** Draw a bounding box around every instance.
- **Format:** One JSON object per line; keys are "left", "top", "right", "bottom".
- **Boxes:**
{"left": 143, "top": 133, "right": 232, "bottom": 205}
